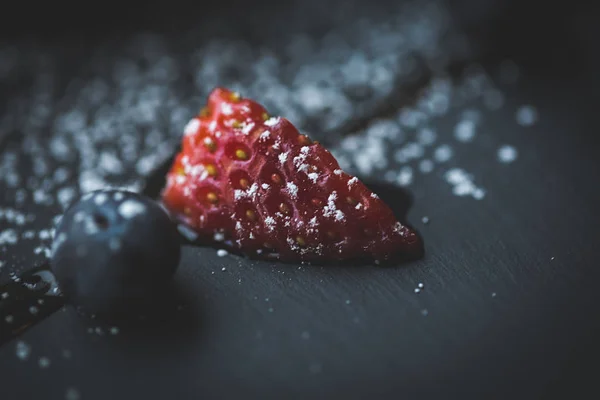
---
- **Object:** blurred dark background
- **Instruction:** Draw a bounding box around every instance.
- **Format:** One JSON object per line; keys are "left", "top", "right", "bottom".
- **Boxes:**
{"left": 1, "top": 0, "right": 599, "bottom": 129}
{"left": 1, "top": 0, "right": 598, "bottom": 76}
{"left": 2, "top": 0, "right": 599, "bottom": 140}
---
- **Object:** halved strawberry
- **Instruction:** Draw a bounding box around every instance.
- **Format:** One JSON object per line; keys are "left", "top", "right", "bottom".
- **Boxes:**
{"left": 162, "top": 88, "right": 421, "bottom": 263}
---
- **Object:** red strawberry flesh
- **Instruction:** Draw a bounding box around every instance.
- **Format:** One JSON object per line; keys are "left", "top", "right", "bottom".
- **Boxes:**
{"left": 162, "top": 88, "right": 421, "bottom": 263}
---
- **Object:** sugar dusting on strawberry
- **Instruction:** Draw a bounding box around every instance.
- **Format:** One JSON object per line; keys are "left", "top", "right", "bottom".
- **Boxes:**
{"left": 162, "top": 88, "right": 421, "bottom": 263}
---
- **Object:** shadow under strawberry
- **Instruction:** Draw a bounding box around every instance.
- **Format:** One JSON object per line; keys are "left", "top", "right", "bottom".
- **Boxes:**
{"left": 142, "top": 149, "right": 178, "bottom": 199}
{"left": 102, "top": 279, "right": 207, "bottom": 356}
{"left": 361, "top": 180, "right": 424, "bottom": 262}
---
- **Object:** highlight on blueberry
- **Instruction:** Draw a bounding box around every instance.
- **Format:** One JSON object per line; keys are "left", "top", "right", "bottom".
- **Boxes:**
{"left": 50, "top": 189, "right": 181, "bottom": 317}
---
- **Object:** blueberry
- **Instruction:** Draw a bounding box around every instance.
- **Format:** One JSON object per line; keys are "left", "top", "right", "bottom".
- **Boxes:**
{"left": 50, "top": 189, "right": 181, "bottom": 317}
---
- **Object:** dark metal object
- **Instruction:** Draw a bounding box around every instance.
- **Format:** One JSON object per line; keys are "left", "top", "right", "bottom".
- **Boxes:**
{"left": 0, "top": 265, "right": 65, "bottom": 345}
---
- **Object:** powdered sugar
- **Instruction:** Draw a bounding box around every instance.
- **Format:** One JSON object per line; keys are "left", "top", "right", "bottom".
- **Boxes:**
{"left": 278, "top": 152, "right": 288, "bottom": 165}
{"left": 497, "top": 145, "right": 518, "bottom": 164}
{"left": 264, "top": 216, "right": 276, "bottom": 231}
{"left": 396, "top": 166, "right": 413, "bottom": 187}
{"left": 0, "top": 229, "right": 18, "bottom": 245}
{"left": 234, "top": 183, "right": 259, "bottom": 201}
{"left": 323, "top": 191, "right": 345, "bottom": 221}
{"left": 327, "top": 55, "right": 534, "bottom": 199}
{"left": 454, "top": 120, "right": 476, "bottom": 142}
{"left": 217, "top": 249, "right": 228, "bottom": 257}
{"left": 221, "top": 103, "right": 233, "bottom": 115}
{"left": 184, "top": 118, "right": 200, "bottom": 136}
{"left": 444, "top": 168, "right": 486, "bottom": 200}
{"left": 259, "top": 130, "right": 271, "bottom": 141}
{"left": 516, "top": 105, "right": 538, "bottom": 126}
{"left": 213, "top": 232, "right": 225, "bottom": 241}
{"left": 286, "top": 182, "right": 299, "bottom": 198}
{"left": 293, "top": 149, "right": 309, "bottom": 173}
{"left": 241, "top": 121, "right": 255, "bottom": 135}
{"left": 433, "top": 145, "right": 453, "bottom": 163}
{"left": 393, "top": 222, "right": 407, "bottom": 237}
{"left": 264, "top": 117, "right": 280, "bottom": 127}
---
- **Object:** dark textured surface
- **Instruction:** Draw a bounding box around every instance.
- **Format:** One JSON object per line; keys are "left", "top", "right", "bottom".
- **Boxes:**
{"left": 1, "top": 1, "right": 600, "bottom": 399}
{"left": 2, "top": 79, "right": 600, "bottom": 399}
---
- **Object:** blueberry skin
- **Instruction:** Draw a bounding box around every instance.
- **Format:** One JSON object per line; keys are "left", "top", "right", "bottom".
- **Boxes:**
{"left": 50, "top": 189, "right": 181, "bottom": 317}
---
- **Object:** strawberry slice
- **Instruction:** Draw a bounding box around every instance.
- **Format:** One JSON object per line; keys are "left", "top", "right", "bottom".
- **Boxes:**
{"left": 162, "top": 88, "right": 421, "bottom": 263}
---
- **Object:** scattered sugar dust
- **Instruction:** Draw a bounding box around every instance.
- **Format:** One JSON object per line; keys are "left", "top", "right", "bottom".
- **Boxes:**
{"left": 0, "top": 1, "right": 534, "bottom": 324}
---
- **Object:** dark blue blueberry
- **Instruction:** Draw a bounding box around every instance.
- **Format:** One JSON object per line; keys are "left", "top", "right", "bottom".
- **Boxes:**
{"left": 50, "top": 189, "right": 181, "bottom": 317}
